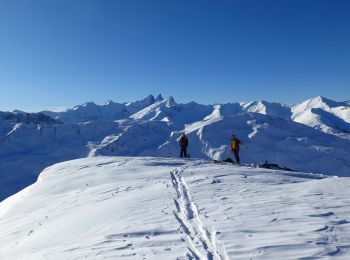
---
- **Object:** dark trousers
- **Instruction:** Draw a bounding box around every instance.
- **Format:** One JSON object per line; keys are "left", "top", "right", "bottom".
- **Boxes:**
{"left": 180, "top": 146, "right": 188, "bottom": 158}
{"left": 233, "top": 151, "right": 240, "bottom": 164}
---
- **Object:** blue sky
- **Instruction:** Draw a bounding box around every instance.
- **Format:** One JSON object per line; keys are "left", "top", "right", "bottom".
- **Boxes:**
{"left": 0, "top": 0, "right": 349, "bottom": 111}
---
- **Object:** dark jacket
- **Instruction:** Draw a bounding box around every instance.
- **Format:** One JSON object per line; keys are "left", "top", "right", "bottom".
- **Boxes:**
{"left": 179, "top": 135, "right": 188, "bottom": 147}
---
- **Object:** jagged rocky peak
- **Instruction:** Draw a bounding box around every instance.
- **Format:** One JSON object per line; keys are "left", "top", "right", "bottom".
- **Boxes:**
{"left": 72, "top": 101, "right": 97, "bottom": 110}
{"left": 83, "top": 101, "right": 97, "bottom": 107}
{"left": 142, "top": 94, "right": 156, "bottom": 104}
{"left": 155, "top": 94, "right": 163, "bottom": 102}
{"left": 104, "top": 100, "right": 116, "bottom": 106}
{"left": 165, "top": 96, "right": 176, "bottom": 107}
{"left": 126, "top": 95, "right": 157, "bottom": 108}
{"left": 140, "top": 94, "right": 165, "bottom": 104}
{"left": 242, "top": 100, "right": 267, "bottom": 113}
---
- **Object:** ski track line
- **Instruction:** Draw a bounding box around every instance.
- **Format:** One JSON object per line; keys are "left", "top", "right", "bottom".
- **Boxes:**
{"left": 170, "top": 168, "right": 229, "bottom": 260}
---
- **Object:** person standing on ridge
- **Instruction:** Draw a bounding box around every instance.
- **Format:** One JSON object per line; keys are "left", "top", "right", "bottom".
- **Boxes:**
{"left": 179, "top": 133, "right": 189, "bottom": 158}
{"left": 230, "top": 134, "right": 242, "bottom": 164}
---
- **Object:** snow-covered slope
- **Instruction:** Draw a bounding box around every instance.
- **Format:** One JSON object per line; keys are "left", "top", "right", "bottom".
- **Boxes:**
{"left": 41, "top": 95, "right": 350, "bottom": 137}
{"left": 130, "top": 97, "right": 213, "bottom": 125}
{"left": 0, "top": 120, "right": 128, "bottom": 200}
{"left": 1, "top": 156, "right": 350, "bottom": 259}
{"left": 1, "top": 95, "right": 350, "bottom": 201}
{"left": 43, "top": 95, "right": 162, "bottom": 123}
{"left": 0, "top": 111, "right": 60, "bottom": 126}
{"left": 39, "top": 95, "right": 350, "bottom": 139}
{"left": 92, "top": 112, "right": 350, "bottom": 177}
{"left": 241, "top": 100, "right": 292, "bottom": 119}
{"left": 291, "top": 96, "right": 350, "bottom": 137}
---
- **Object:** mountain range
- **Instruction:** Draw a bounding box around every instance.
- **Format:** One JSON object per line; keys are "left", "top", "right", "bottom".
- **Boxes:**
{"left": 0, "top": 95, "right": 349, "bottom": 201}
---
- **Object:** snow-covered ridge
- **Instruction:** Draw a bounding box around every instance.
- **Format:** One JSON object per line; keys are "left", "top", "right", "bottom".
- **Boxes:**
{"left": 1, "top": 156, "right": 350, "bottom": 259}
{"left": 6, "top": 95, "right": 346, "bottom": 137}
{"left": 291, "top": 96, "right": 350, "bottom": 136}
{"left": 0, "top": 95, "right": 349, "bottom": 201}
{"left": 39, "top": 95, "right": 350, "bottom": 138}
{"left": 42, "top": 94, "right": 164, "bottom": 123}
{"left": 0, "top": 111, "right": 60, "bottom": 125}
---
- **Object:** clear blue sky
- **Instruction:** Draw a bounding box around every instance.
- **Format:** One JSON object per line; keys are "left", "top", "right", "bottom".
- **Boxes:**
{"left": 0, "top": 0, "right": 349, "bottom": 111}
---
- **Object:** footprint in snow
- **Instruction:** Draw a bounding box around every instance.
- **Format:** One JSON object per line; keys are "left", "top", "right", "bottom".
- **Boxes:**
{"left": 314, "top": 225, "right": 329, "bottom": 232}
{"left": 309, "top": 212, "right": 334, "bottom": 217}
{"left": 331, "top": 219, "right": 350, "bottom": 225}
{"left": 211, "top": 178, "right": 222, "bottom": 184}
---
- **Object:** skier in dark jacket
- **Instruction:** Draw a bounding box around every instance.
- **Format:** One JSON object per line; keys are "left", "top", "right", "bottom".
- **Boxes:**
{"left": 179, "top": 133, "right": 189, "bottom": 158}
{"left": 230, "top": 134, "right": 242, "bottom": 164}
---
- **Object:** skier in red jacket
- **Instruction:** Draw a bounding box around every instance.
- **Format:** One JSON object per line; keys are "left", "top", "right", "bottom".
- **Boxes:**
{"left": 230, "top": 134, "right": 242, "bottom": 164}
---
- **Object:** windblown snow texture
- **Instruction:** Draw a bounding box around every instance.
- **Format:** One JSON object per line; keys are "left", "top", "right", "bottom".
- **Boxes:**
{"left": 0, "top": 95, "right": 350, "bottom": 200}
{"left": 1, "top": 157, "right": 350, "bottom": 259}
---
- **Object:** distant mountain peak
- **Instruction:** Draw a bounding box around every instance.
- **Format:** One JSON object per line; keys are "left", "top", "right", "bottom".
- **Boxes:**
{"left": 126, "top": 95, "right": 157, "bottom": 108}
{"left": 302, "top": 96, "right": 344, "bottom": 109}
{"left": 155, "top": 94, "right": 163, "bottom": 102}
{"left": 165, "top": 96, "right": 176, "bottom": 107}
{"left": 83, "top": 101, "right": 97, "bottom": 106}
{"left": 72, "top": 101, "right": 97, "bottom": 111}
{"left": 0, "top": 111, "right": 61, "bottom": 125}
{"left": 143, "top": 94, "right": 155, "bottom": 103}
{"left": 309, "top": 96, "right": 329, "bottom": 104}
{"left": 104, "top": 100, "right": 115, "bottom": 106}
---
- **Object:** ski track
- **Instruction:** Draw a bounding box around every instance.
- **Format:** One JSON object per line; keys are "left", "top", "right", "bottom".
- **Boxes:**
{"left": 170, "top": 168, "right": 228, "bottom": 260}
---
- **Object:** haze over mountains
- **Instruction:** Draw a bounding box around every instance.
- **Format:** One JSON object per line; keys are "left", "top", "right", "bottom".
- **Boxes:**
{"left": 0, "top": 95, "right": 349, "bottom": 200}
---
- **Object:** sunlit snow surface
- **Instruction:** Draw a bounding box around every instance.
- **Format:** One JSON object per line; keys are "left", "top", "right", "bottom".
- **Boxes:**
{"left": 1, "top": 95, "right": 350, "bottom": 201}
{"left": 1, "top": 156, "right": 350, "bottom": 259}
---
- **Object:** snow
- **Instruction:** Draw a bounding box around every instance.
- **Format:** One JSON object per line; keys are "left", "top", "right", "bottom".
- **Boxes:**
{"left": 242, "top": 100, "right": 292, "bottom": 119}
{"left": 1, "top": 95, "right": 350, "bottom": 202}
{"left": 130, "top": 97, "right": 212, "bottom": 124}
{"left": 158, "top": 113, "right": 350, "bottom": 176}
{"left": 43, "top": 95, "right": 161, "bottom": 123}
{"left": 0, "top": 120, "right": 124, "bottom": 200}
{"left": 1, "top": 156, "right": 350, "bottom": 259}
{"left": 36, "top": 95, "right": 350, "bottom": 137}
{"left": 291, "top": 96, "right": 350, "bottom": 137}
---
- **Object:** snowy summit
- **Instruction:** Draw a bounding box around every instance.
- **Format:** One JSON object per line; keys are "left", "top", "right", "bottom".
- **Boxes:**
{"left": 1, "top": 95, "right": 349, "bottom": 200}
{"left": 1, "top": 157, "right": 350, "bottom": 259}
{"left": 0, "top": 95, "right": 350, "bottom": 259}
